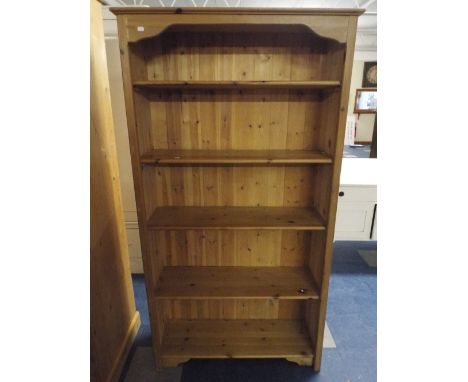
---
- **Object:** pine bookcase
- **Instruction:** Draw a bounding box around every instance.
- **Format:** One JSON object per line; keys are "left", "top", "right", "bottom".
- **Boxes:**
{"left": 112, "top": 7, "right": 363, "bottom": 371}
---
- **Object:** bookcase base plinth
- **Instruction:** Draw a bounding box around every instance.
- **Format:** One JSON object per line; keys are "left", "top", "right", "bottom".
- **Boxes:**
{"left": 158, "top": 319, "right": 314, "bottom": 367}
{"left": 160, "top": 319, "right": 313, "bottom": 367}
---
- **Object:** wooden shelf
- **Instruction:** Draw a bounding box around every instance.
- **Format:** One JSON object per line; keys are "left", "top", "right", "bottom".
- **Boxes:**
{"left": 141, "top": 149, "right": 333, "bottom": 165}
{"left": 154, "top": 266, "right": 319, "bottom": 300}
{"left": 147, "top": 207, "right": 326, "bottom": 230}
{"left": 160, "top": 319, "right": 314, "bottom": 365}
{"left": 133, "top": 80, "right": 341, "bottom": 89}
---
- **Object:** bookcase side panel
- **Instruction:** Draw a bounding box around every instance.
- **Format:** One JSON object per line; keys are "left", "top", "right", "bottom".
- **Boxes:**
{"left": 116, "top": 15, "right": 167, "bottom": 367}
{"left": 311, "top": 16, "right": 359, "bottom": 371}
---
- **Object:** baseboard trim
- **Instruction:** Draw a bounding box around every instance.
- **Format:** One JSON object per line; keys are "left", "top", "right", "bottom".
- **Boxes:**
{"left": 107, "top": 311, "right": 141, "bottom": 382}
{"left": 130, "top": 257, "right": 144, "bottom": 274}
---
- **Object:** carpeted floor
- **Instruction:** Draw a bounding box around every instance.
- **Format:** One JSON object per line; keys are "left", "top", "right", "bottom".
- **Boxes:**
{"left": 121, "top": 240, "right": 377, "bottom": 382}
{"left": 343, "top": 145, "right": 371, "bottom": 158}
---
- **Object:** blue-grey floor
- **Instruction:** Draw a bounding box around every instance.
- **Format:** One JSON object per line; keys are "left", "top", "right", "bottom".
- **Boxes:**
{"left": 343, "top": 145, "right": 371, "bottom": 158}
{"left": 123, "top": 240, "right": 376, "bottom": 382}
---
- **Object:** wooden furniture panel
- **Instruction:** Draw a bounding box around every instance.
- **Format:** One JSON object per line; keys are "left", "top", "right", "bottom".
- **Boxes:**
{"left": 119, "top": 12, "right": 353, "bottom": 47}
{"left": 160, "top": 319, "right": 314, "bottom": 367}
{"left": 142, "top": 165, "right": 318, "bottom": 211}
{"left": 161, "top": 300, "right": 306, "bottom": 320}
{"left": 113, "top": 7, "right": 362, "bottom": 371}
{"left": 307, "top": 19, "right": 360, "bottom": 369}
{"left": 139, "top": 88, "right": 329, "bottom": 152}
{"left": 141, "top": 149, "right": 332, "bottom": 164}
{"left": 134, "top": 81, "right": 341, "bottom": 88}
{"left": 147, "top": 207, "right": 325, "bottom": 230}
{"left": 91, "top": 1, "right": 140, "bottom": 381}
{"left": 140, "top": 31, "right": 337, "bottom": 82}
{"left": 154, "top": 266, "right": 319, "bottom": 299}
{"left": 152, "top": 230, "right": 312, "bottom": 267}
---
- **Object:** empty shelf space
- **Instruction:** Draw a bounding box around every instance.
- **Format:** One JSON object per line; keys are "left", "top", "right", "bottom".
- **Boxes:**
{"left": 147, "top": 207, "right": 326, "bottom": 230}
{"left": 141, "top": 149, "right": 333, "bottom": 165}
{"left": 160, "top": 319, "right": 314, "bottom": 364}
{"left": 133, "top": 80, "right": 341, "bottom": 89}
{"left": 154, "top": 266, "right": 319, "bottom": 300}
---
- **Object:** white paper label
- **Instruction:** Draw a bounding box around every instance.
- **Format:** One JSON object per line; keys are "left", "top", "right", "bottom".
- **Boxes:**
{"left": 137, "top": 26, "right": 145, "bottom": 32}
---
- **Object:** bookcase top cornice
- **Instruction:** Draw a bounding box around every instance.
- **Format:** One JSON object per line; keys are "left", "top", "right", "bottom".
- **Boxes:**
{"left": 110, "top": 7, "right": 365, "bottom": 16}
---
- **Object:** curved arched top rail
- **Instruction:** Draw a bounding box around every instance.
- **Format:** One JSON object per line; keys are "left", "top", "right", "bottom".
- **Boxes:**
{"left": 111, "top": 8, "right": 364, "bottom": 44}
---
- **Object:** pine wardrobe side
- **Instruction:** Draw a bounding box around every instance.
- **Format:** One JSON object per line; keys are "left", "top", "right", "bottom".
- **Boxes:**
{"left": 112, "top": 7, "right": 362, "bottom": 371}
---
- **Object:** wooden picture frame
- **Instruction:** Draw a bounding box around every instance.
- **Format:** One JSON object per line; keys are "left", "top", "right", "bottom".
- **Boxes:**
{"left": 354, "top": 88, "right": 377, "bottom": 114}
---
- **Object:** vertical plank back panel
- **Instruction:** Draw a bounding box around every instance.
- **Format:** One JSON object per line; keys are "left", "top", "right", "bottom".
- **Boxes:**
{"left": 151, "top": 230, "right": 315, "bottom": 268}
{"left": 146, "top": 89, "right": 323, "bottom": 151}
{"left": 143, "top": 31, "right": 329, "bottom": 82}
{"left": 162, "top": 300, "right": 306, "bottom": 320}
{"left": 116, "top": 16, "right": 167, "bottom": 366}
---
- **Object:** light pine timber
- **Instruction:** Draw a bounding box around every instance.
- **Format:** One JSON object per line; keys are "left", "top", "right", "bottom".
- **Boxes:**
{"left": 140, "top": 149, "right": 333, "bottom": 164}
{"left": 112, "top": 7, "right": 363, "bottom": 370}
{"left": 91, "top": 1, "right": 140, "bottom": 380}
{"left": 133, "top": 80, "right": 341, "bottom": 89}
{"left": 160, "top": 319, "right": 314, "bottom": 366}
{"left": 154, "top": 266, "right": 320, "bottom": 300}
{"left": 147, "top": 207, "right": 326, "bottom": 230}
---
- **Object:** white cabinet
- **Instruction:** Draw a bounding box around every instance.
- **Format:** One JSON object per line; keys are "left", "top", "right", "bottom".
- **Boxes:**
{"left": 334, "top": 185, "right": 377, "bottom": 241}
